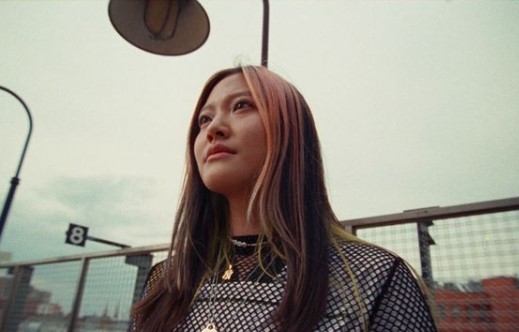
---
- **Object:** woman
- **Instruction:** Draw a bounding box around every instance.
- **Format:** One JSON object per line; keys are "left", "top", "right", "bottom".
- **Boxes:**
{"left": 132, "top": 66, "right": 437, "bottom": 331}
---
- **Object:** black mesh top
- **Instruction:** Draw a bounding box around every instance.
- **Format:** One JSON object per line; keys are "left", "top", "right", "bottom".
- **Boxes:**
{"left": 139, "top": 239, "right": 437, "bottom": 331}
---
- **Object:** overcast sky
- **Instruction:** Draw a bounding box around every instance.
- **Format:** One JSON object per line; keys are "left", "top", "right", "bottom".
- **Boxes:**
{"left": 1, "top": 0, "right": 518, "bottom": 265}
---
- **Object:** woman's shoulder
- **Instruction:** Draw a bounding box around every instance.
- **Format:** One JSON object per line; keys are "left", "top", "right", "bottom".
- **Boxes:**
{"left": 141, "top": 260, "right": 169, "bottom": 297}
{"left": 322, "top": 241, "right": 437, "bottom": 330}
{"left": 149, "top": 260, "right": 169, "bottom": 279}
{"left": 328, "top": 240, "right": 406, "bottom": 286}
{"left": 331, "top": 240, "right": 400, "bottom": 268}
{"left": 323, "top": 240, "right": 418, "bottom": 321}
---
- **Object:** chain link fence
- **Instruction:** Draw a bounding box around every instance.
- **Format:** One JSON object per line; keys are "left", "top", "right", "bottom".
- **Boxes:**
{"left": 0, "top": 246, "right": 168, "bottom": 332}
{"left": 347, "top": 197, "right": 519, "bottom": 332}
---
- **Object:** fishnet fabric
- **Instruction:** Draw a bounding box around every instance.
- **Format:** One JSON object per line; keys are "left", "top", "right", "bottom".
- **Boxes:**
{"left": 139, "top": 241, "right": 437, "bottom": 331}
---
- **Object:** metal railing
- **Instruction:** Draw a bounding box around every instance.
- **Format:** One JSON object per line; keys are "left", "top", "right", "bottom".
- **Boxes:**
{"left": 343, "top": 197, "right": 519, "bottom": 332}
{"left": 0, "top": 197, "right": 517, "bottom": 331}
{"left": 0, "top": 244, "right": 169, "bottom": 331}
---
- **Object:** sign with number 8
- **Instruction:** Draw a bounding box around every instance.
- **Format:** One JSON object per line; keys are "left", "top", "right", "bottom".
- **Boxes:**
{"left": 65, "top": 223, "right": 88, "bottom": 246}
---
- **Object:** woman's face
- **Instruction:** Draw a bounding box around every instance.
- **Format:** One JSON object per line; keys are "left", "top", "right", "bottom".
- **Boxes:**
{"left": 194, "top": 73, "right": 267, "bottom": 198}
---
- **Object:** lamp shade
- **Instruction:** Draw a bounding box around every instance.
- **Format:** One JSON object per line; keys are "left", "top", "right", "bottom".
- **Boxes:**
{"left": 108, "top": 0, "right": 210, "bottom": 56}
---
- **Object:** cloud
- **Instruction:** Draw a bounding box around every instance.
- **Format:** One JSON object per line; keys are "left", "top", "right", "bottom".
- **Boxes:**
{"left": 0, "top": 175, "right": 173, "bottom": 262}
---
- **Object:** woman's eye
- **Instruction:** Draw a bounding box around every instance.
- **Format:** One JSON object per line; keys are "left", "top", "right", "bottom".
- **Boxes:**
{"left": 234, "top": 100, "right": 254, "bottom": 111}
{"left": 198, "top": 115, "right": 211, "bottom": 127}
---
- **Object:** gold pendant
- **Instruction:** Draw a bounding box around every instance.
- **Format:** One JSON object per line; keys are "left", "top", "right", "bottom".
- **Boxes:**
{"left": 221, "top": 263, "right": 233, "bottom": 281}
{"left": 202, "top": 322, "right": 218, "bottom": 332}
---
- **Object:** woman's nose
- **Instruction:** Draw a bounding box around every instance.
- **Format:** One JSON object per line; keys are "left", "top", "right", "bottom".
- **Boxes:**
{"left": 206, "top": 114, "right": 229, "bottom": 141}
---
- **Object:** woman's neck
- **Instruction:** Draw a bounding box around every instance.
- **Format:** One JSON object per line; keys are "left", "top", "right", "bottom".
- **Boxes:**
{"left": 227, "top": 194, "right": 261, "bottom": 236}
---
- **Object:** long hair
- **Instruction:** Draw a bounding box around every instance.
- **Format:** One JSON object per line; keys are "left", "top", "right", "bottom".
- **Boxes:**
{"left": 132, "top": 66, "right": 351, "bottom": 331}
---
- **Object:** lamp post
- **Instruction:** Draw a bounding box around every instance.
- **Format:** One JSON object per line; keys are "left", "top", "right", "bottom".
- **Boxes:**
{"left": 0, "top": 86, "right": 33, "bottom": 243}
{"left": 261, "top": 0, "right": 270, "bottom": 67}
{"left": 109, "top": 0, "right": 270, "bottom": 66}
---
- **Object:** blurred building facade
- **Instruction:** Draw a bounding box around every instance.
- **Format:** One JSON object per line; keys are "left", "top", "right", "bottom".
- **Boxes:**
{"left": 435, "top": 276, "right": 519, "bottom": 332}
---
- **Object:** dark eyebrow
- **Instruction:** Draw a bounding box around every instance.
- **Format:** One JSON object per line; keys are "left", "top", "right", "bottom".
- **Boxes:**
{"left": 200, "top": 90, "right": 253, "bottom": 113}
{"left": 227, "top": 90, "right": 253, "bottom": 100}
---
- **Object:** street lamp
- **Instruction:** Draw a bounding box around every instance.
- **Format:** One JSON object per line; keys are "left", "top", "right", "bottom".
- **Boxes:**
{"left": 108, "top": 0, "right": 270, "bottom": 66}
{"left": 0, "top": 86, "right": 33, "bottom": 243}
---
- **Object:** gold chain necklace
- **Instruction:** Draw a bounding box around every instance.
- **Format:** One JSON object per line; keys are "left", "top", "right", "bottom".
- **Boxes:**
{"left": 203, "top": 269, "right": 220, "bottom": 332}
{"left": 221, "top": 237, "right": 259, "bottom": 282}
{"left": 202, "top": 254, "right": 266, "bottom": 332}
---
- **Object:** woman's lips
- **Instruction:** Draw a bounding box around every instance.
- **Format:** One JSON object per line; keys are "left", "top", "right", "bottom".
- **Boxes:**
{"left": 206, "top": 144, "right": 236, "bottom": 161}
{"left": 206, "top": 151, "right": 233, "bottom": 161}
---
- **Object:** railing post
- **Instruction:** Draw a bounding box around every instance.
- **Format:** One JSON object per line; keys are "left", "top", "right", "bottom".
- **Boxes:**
{"left": 125, "top": 254, "right": 153, "bottom": 304}
{"left": 417, "top": 220, "right": 435, "bottom": 288}
{"left": 344, "top": 225, "right": 354, "bottom": 234}
{"left": 67, "top": 258, "right": 90, "bottom": 332}
{"left": 0, "top": 265, "right": 34, "bottom": 331}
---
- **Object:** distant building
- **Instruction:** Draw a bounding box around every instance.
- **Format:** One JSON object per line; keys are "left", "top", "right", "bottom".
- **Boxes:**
{"left": 0, "top": 276, "right": 63, "bottom": 316}
{"left": 24, "top": 289, "right": 53, "bottom": 317}
{"left": 435, "top": 276, "right": 519, "bottom": 332}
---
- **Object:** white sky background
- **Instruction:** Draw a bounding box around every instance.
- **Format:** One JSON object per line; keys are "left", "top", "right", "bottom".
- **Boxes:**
{"left": 1, "top": 0, "right": 518, "bottom": 265}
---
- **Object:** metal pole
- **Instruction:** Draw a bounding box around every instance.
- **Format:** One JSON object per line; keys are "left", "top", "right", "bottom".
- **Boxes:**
{"left": 0, "top": 86, "right": 33, "bottom": 243}
{"left": 261, "top": 0, "right": 270, "bottom": 67}
{"left": 417, "top": 220, "right": 435, "bottom": 288}
{"left": 87, "top": 235, "right": 131, "bottom": 249}
{"left": 68, "top": 258, "right": 90, "bottom": 332}
{"left": 125, "top": 254, "right": 153, "bottom": 304}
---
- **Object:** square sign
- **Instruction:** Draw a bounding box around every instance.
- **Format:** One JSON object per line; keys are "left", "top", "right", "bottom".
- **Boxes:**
{"left": 65, "top": 223, "right": 88, "bottom": 247}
